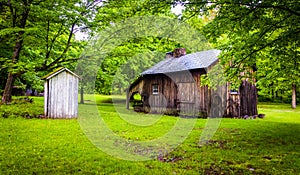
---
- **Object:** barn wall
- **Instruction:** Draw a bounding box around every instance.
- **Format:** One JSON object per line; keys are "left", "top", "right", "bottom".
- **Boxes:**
{"left": 226, "top": 92, "right": 240, "bottom": 118}
{"left": 131, "top": 69, "right": 209, "bottom": 116}
{"left": 225, "top": 81, "right": 258, "bottom": 118}
{"left": 239, "top": 80, "right": 257, "bottom": 116}
{"left": 45, "top": 71, "right": 78, "bottom": 118}
{"left": 209, "top": 85, "right": 227, "bottom": 118}
{"left": 191, "top": 69, "right": 209, "bottom": 116}
{"left": 141, "top": 74, "right": 177, "bottom": 114}
{"left": 128, "top": 69, "right": 257, "bottom": 118}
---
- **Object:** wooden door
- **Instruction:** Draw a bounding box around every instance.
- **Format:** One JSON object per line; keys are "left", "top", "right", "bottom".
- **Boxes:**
{"left": 177, "top": 83, "right": 195, "bottom": 116}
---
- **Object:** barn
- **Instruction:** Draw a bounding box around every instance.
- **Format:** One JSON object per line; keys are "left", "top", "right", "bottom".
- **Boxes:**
{"left": 43, "top": 67, "right": 80, "bottom": 118}
{"left": 126, "top": 49, "right": 257, "bottom": 118}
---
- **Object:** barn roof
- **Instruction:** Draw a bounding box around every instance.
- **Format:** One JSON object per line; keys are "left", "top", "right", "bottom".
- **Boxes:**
{"left": 141, "top": 49, "right": 221, "bottom": 75}
{"left": 42, "top": 67, "right": 80, "bottom": 80}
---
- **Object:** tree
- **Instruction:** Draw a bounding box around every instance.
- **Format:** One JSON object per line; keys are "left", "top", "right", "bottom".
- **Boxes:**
{"left": 255, "top": 46, "right": 300, "bottom": 106}
{"left": 0, "top": 0, "right": 101, "bottom": 103}
{"left": 84, "top": 0, "right": 186, "bottom": 95}
{"left": 179, "top": 0, "right": 300, "bottom": 107}
{"left": 75, "top": 53, "right": 99, "bottom": 104}
{"left": 95, "top": 37, "right": 186, "bottom": 95}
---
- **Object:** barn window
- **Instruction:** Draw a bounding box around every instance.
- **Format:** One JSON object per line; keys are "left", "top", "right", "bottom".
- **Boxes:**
{"left": 230, "top": 89, "right": 239, "bottom": 95}
{"left": 229, "top": 83, "right": 239, "bottom": 95}
{"left": 152, "top": 84, "right": 159, "bottom": 94}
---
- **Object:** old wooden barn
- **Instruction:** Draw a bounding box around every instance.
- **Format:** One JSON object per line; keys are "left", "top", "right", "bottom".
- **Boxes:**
{"left": 126, "top": 49, "right": 257, "bottom": 118}
{"left": 43, "top": 68, "right": 80, "bottom": 118}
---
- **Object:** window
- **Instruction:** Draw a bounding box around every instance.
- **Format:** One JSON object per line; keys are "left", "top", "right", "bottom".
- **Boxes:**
{"left": 152, "top": 84, "right": 159, "bottom": 94}
{"left": 230, "top": 89, "right": 239, "bottom": 95}
{"left": 229, "top": 83, "right": 239, "bottom": 95}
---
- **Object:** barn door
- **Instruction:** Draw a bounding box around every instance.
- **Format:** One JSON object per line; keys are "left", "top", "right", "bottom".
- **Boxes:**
{"left": 177, "top": 83, "right": 195, "bottom": 116}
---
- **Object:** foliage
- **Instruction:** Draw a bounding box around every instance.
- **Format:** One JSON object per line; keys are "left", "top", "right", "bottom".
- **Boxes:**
{"left": 179, "top": 0, "right": 300, "bottom": 106}
{"left": 81, "top": 1, "right": 211, "bottom": 95}
{"left": 0, "top": 95, "right": 300, "bottom": 174}
{"left": 95, "top": 37, "right": 186, "bottom": 95}
{"left": 93, "top": 0, "right": 176, "bottom": 34}
{"left": 200, "top": 63, "right": 228, "bottom": 89}
{"left": 256, "top": 48, "right": 300, "bottom": 103}
{"left": 0, "top": 0, "right": 101, "bottom": 102}
{"left": 0, "top": 96, "right": 43, "bottom": 118}
{"left": 86, "top": 1, "right": 180, "bottom": 95}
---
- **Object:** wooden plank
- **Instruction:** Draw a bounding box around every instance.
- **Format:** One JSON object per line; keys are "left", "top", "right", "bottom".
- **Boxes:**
{"left": 44, "top": 81, "right": 48, "bottom": 117}
{"left": 57, "top": 72, "right": 62, "bottom": 118}
{"left": 65, "top": 72, "right": 69, "bottom": 118}
{"left": 74, "top": 76, "right": 78, "bottom": 118}
{"left": 69, "top": 73, "right": 73, "bottom": 118}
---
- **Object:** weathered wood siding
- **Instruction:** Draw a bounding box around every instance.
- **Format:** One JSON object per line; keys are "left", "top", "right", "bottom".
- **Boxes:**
{"left": 225, "top": 80, "right": 258, "bottom": 118}
{"left": 127, "top": 69, "right": 257, "bottom": 118}
{"left": 141, "top": 74, "right": 176, "bottom": 114}
{"left": 44, "top": 81, "right": 48, "bottom": 116}
{"left": 128, "top": 69, "right": 209, "bottom": 116}
{"left": 44, "top": 71, "right": 78, "bottom": 118}
{"left": 209, "top": 85, "right": 227, "bottom": 118}
{"left": 239, "top": 80, "right": 257, "bottom": 116}
{"left": 226, "top": 93, "right": 240, "bottom": 118}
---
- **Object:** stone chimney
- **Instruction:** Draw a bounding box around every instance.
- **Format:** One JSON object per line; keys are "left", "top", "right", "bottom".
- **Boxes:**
{"left": 165, "top": 48, "right": 186, "bottom": 59}
{"left": 173, "top": 48, "right": 186, "bottom": 58}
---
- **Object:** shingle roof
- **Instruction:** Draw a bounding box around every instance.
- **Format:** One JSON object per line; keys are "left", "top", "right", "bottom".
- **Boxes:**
{"left": 141, "top": 49, "right": 221, "bottom": 75}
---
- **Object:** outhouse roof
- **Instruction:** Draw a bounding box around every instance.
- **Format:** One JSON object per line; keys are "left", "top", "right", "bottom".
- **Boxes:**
{"left": 141, "top": 49, "right": 221, "bottom": 75}
{"left": 42, "top": 67, "right": 80, "bottom": 80}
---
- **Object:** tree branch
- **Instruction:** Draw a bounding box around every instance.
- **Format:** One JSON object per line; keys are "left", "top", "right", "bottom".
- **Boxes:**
{"left": 43, "top": 22, "right": 76, "bottom": 70}
{"left": 253, "top": 14, "right": 293, "bottom": 45}
{"left": 45, "top": 19, "right": 50, "bottom": 61}
{"left": 177, "top": 1, "right": 300, "bottom": 17}
{"left": 254, "top": 5, "right": 300, "bottom": 17}
{"left": 234, "top": 28, "right": 300, "bottom": 69}
{"left": 7, "top": 0, "right": 16, "bottom": 27}
{"left": 45, "top": 23, "right": 65, "bottom": 59}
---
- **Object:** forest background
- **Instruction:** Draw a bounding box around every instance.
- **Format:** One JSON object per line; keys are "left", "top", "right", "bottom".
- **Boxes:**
{"left": 0, "top": 0, "right": 299, "bottom": 108}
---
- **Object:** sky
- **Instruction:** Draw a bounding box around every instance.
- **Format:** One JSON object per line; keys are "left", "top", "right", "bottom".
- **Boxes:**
{"left": 171, "top": 3, "right": 185, "bottom": 15}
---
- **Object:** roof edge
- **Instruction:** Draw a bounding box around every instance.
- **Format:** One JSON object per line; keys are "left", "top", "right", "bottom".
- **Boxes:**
{"left": 42, "top": 67, "right": 80, "bottom": 80}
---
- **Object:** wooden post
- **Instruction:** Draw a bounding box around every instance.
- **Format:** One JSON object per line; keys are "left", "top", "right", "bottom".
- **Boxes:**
{"left": 44, "top": 80, "right": 48, "bottom": 116}
{"left": 126, "top": 89, "right": 130, "bottom": 109}
{"left": 292, "top": 84, "right": 296, "bottom": 109}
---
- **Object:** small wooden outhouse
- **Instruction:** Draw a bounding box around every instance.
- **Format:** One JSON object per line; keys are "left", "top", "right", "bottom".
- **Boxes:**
{"left": 43, "top": 68, "right": 80, "bottom": 118}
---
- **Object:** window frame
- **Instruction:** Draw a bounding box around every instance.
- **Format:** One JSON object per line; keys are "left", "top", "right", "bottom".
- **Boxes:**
{"left": 152, "top": 84, "right": 159, "bottom": 95}
{"left": 229, "top": 89, "right": 239, "bottom": 95}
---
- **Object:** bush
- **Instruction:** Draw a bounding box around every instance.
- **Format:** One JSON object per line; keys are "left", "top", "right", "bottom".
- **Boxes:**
{"left": 0, "top": 97, "right": 44, "bottom": 119}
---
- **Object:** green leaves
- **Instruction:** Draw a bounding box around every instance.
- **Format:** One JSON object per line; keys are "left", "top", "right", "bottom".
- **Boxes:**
{"left": 178, "top": 0, "right": 300, "bottom": 105}
{"left": 95, "top": 36, "right": 185, "bottom": 95}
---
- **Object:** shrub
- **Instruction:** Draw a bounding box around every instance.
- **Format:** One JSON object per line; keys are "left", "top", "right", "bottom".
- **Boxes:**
{"left": 0, "top": 97, "right": 44, "bottom": 119}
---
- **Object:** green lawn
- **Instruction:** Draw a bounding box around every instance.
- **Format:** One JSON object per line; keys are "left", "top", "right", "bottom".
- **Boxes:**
{"left": 0, "top": 95, "right": 299, "bottom": 174}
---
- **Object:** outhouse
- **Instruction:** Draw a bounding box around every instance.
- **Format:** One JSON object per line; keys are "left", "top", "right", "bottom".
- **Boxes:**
{"left": 43, "top": 67, "right": 80, "bottom": 118}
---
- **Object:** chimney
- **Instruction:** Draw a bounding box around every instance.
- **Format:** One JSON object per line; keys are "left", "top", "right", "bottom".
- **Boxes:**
{"left": 165, "top": 48, "right": 186, "bottom": 59}
{"left": 173, "top": 48, "right": 186, "bottom": 58}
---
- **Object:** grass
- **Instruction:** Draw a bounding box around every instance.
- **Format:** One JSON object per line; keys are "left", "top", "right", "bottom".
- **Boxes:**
{"left": 0, "top": 95, "right": 299, "bottom": 174}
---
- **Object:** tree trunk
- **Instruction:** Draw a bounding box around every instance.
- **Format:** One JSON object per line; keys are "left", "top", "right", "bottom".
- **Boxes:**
{"left": 292, "top": 84, "right": 296, "bottom": 109}
{"left": 1, "top": 37, "right": 24, "bottom": 103}
{"left": 2, "top": 3, "right": 30, "bottom": 103}
{"left": 80, "top": 84, "right": 84, "bottom": 104}
{"left": 1, "top": 73, "right": 15, "bottom": 104}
